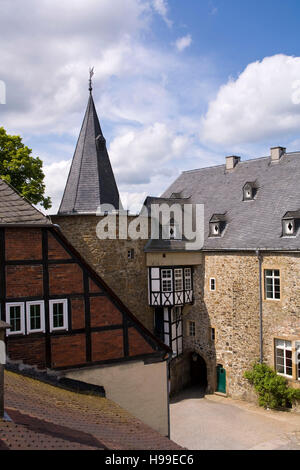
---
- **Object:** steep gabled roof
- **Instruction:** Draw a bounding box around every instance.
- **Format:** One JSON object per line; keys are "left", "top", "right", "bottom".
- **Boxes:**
{"left": 161, "top": 151, "right": 300, "bottom": 251}
{"left": 58, "top": 93, "right": 122, "bottom": 214}
{"left": 0, "top": 178, "right": 51, "bottom": 225}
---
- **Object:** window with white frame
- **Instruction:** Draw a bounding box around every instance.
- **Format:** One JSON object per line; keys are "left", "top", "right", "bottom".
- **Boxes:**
{"left": 6, "top": 303, "right": 25, "bottom": 335}
{"left": 174, "top": 269, "right": 183, "bottom": 291}
{"left": 188, "top": 320, "right": 195, "bottom": 337}
{"left": 297, "top": 343, "right": 300, "bottom": 381}
{"left": 265, "top": 270, "right": 280, "bottom": 300}
{"left": 161, "top": 269, "right": 172, "bottom": 292}
{"left": 184, "top": 268, "right": 192, "bottom": 290}
{"left": 26, "top": 301, "right": 45, "bottom": 333}
{"left": 49, "top": 299, "right": 68, "bottom": 332}
{"left": 275, "top": 339, "right": 292, "bottom": 377}
{"left": 210, "top": 278, "right": 216, "bottom": 291}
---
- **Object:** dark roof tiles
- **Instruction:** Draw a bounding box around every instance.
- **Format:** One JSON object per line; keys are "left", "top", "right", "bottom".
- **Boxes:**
{"left": 161, "top": 152, "right": 300, "bottom": 251}
{"left": 0, "top": 179, "right": 50, "bottom": 225}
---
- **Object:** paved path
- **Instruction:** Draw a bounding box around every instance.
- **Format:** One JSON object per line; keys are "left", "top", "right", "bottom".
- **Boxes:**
{"left": 170, "top": 387, "right": 300, "bottom": 450}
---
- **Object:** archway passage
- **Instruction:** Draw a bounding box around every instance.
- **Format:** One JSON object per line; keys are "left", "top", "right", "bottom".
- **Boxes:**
{"left": 190, "top": 353, "right": 208, "bottom": 388}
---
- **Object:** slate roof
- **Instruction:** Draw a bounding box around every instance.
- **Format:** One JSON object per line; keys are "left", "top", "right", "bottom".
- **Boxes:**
{"left": 1, "top": 371, "right": 182, "bottom": 450}
{"left": 158, "top": 151, "right": 300, "bottom": 251}
{"left": 0, "top": 178, "right": 51, "bottom": 225}
{"left": 59, "top": 93, "right": 123, "bottom": 214}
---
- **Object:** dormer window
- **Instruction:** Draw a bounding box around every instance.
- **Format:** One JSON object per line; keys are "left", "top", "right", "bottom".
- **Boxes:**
{"left": 243, "top": 182, "right": 257, "bottom": 201}
{"left": 282, "top": 211, "right": 300, "bottom": 237}
{"left": 209, "top": 214, "right": 227, "bottom": 238}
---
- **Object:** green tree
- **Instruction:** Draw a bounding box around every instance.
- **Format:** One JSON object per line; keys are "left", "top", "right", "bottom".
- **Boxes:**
{"left": 0, "top": 127, "right": 51, "bottom": 209}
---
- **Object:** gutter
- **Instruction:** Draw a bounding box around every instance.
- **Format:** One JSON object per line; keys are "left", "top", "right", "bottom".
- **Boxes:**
{"left": 256, "top": 250, "right": 263, "bottom": 363}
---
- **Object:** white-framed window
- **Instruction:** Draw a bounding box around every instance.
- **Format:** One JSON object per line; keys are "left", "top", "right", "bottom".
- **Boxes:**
{"left": 188, "top": 320, "right": 196, "bottom": 337}
{"left": 184, "top": 268, "right": 192, "bottom": 290}
{"left": 49, "top": 299, "right": 68, "bottom": 332}
{"left": 275, "top": 339, "right": 292, "bottom": 377}
{"left": 265, "top": 270, "right": 280, "bottom": 300}
{"left": 161, "top": 269, "right": 172, "bottom": 292}
{"left": 127, "top": 249, "right": 134, "bottom": 260}
{"left": 297, "top": 343, "right": 300, "bottom": 381}
{"left": 174, "top": 269, "right": 183, "bottom": 292}
{"left": 26, "top": 301, "right": 45, "bottom": 334}
{"left": 210, "top": 278, "right": 216, "bottom": 291}
{"left": 6, "top": 303, "right": 25, "bottom": 336}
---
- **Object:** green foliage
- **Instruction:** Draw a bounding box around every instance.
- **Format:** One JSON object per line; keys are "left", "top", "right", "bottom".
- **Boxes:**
{"left": 0, "top": 127, "right": 51, "bottom": 209}
{"left": 244, "top": 362, "right": 300, "bottom": 410}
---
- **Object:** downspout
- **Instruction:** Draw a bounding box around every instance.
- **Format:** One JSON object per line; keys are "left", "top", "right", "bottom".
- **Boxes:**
{"left": 256, "top": 250, "right": 263, "bottom": 363}
{"left": 166, "top": 352, "right": 172, "bottom": 439}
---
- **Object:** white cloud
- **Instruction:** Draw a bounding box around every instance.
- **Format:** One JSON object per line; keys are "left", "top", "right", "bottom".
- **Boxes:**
{"left": 43, "top": 159, "right": 71, "bottom": 214}
{"left": 152, "top": 0, "right": 172, "bottom": 27}
{"left": 175, "top": 34, "right": 192, "bottom": 52}
{"left": 202, "top": 54, "right": 300, "bottom": 147}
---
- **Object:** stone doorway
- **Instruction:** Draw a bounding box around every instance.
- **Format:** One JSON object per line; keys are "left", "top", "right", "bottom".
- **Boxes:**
{"left": 190, "top": 353, "right": 208, "bottom": 389}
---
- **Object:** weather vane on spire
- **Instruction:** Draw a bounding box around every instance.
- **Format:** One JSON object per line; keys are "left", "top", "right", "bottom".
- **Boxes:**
{"left": 89, "top": 67, "right": 94, "bottom": 94}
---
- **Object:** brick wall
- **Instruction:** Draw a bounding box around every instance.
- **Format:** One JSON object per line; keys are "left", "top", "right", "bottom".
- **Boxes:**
{"left": 4, "top": 227, "right": 160, "bottom": 371}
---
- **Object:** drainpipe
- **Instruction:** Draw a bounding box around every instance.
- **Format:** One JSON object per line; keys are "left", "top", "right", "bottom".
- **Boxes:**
{"left": 256, "top": 250, "right": 263, "bottom": 364}
{"left": 166, "top": 352, "right": 172, "bottom": 439}
{"left": 0, "top": 321, "right": 10, "bottom": 419}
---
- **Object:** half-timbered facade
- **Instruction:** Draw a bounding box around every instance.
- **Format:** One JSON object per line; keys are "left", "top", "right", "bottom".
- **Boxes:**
{"left": 0, "top": 179, "right": 170, "bottom": 436}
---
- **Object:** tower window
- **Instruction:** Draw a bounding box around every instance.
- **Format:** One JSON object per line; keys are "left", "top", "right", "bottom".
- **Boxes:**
{"left": 210, "top": 278, "right": 216, "bottom": 291}
{"left": 127, "top": 249, "right": 134, "bottom": 259}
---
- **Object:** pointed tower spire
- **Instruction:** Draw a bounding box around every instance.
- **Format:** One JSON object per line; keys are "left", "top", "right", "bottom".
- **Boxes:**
{"left": 58, "top": 73, "right": 123, "bottom": 214}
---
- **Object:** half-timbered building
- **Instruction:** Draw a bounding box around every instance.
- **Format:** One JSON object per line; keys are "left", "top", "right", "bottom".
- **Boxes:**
{"left": 0, "top": 178, "right": 171, "bottom": 436}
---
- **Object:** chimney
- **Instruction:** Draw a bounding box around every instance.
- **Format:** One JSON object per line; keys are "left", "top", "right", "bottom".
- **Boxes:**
{"left": 271, "top": 147, "right": 286, "bottom": 163}
{"left": 226, "top": 155, "right": 241, "bottom": 171}
{"left": 0, "top": 321, "right": 9, "bottom": 420}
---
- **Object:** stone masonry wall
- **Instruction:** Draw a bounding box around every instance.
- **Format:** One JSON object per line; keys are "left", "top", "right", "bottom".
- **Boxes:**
{"left": 184, "top": 252, "right": 300, "bottom": 401}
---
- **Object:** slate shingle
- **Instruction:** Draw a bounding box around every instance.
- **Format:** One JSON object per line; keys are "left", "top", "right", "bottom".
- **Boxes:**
{"left": 159, "top": 151, "right": 300, "bottom": 251}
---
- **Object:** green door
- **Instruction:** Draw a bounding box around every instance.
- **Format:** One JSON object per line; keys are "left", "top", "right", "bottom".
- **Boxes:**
{"left": 217, "top": 365, "right": 226, "bottom": 394}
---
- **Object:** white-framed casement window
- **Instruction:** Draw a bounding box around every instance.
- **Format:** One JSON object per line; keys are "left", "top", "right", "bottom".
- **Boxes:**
{"left": 188, "top": 320, "right": 196, "bottom": 337}
{"left": 265, "top": 269, "right": 280, "bottom": 300}
{"left": 210, "top": 278, "right": 216, "bottom": 291}
{"left": 49, "top": 299, "right": 68, "bottom": 332}
{"left": 297, "top": 342, "right": 300, "bottom": 381}
{"left": 174, "top": 268, "right": 183, "bottom": 292}
{"left": 161, "top": 269, "right": 173, "bottom": 293}
{"left": 184, "top": 268, "right": 192, "bottom": 290}
{"left": 26, "top": 301, "right": 45, "bottom": 334}
{"left": 6, "top": 303, "right": 25, "bottom": 335}
{"left": 275, "top": 339, "right": 292, "bottom": 377}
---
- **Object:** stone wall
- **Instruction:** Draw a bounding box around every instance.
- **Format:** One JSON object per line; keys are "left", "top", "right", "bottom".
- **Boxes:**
{"left": 184, "top": 252, "right": 300, "bottom": 401}
{"left": 52, "top": 214, "right": 154, "bottom": 331}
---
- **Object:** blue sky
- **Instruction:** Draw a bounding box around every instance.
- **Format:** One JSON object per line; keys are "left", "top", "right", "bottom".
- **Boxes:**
{"left": 1, "top": 0, "right": 300, "bottom": 213}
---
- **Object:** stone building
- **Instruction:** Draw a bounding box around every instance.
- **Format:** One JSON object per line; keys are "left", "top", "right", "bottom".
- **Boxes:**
{"left": 53, "top": 85, "right": 300, "bottom": 402}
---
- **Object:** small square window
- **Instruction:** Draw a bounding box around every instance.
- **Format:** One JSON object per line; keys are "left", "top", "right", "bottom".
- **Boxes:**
{"left": 49, "top": 299, "right": 68, "bottom": 332}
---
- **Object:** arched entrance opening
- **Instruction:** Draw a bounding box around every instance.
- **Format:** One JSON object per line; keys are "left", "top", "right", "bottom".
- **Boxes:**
{"left": 190, "top": 352, "right": 208, "bottom": 389}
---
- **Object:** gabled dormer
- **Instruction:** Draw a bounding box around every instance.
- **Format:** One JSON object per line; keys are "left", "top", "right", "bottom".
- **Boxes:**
{"left": 209, "top": 214, "right": 227, "bottom": 238}
{"left": 282, "top": 211, "right": 300, "bottom": 237}
{"left": 243, "top": 182, "right": 258, "bottom": 201}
